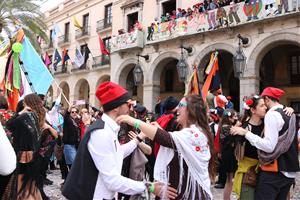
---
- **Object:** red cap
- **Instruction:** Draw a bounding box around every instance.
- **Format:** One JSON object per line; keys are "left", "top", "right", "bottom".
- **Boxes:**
{"left": 260, "top": 87, "right": 285, "bottom": 100}
{"left": 96, "top": 81, "right": 130, "bottom": 112}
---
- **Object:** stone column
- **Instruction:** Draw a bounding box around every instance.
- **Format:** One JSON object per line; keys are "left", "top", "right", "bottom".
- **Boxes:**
{"left": 239, "top": 76, "right": 260, "bottom": 110}
{"left": 89, "top": 92, "right": 97, "bottom": 108}
{"left": 143, "top": 84, "right": 160, "bottom": 112}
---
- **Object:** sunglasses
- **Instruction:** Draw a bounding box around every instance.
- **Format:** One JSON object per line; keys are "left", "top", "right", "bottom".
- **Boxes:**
{"left": 177, "top": 101, "right": 187, "bottom": 109}
{"left": 71, "top": 111, "right": 78, "bottom": 114}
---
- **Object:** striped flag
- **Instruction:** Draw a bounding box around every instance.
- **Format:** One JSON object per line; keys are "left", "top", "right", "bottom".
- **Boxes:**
{"left": 202, "top": 52, "right": 220, "bottom": 101}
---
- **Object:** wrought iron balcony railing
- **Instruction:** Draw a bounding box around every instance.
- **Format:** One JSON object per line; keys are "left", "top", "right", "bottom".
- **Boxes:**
{"left": 58, "top": 34, "right": 71, "bottom": 46}
{"left": 92, "top": 55, "right": 110, "bottom": 68}
{"left": 75, "top": 26, "right": 91, "bottom": 39}
{"left": 96, "top": 17, "right": 113, "bottom": 32}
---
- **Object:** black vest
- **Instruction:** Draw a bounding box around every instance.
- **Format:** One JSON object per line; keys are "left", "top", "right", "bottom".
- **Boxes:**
{"left": 276, "top": 108, "right": 299, "bottom": 172}
{"left": 62, "top": 119, "right": 105, "bottom": 200}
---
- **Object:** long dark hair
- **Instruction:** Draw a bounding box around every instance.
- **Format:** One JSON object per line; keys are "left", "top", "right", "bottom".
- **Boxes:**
{"left": 185, "top": 95, "right": 216, "bottom": 181}
{"left": 24, "top": 93, "right": 46, "bottom": 128}
{"left": 221, "top": 109, "right": 237, "bottom": 126}
{"left": 241, "top": 96, "right": 263, "bottom": 124}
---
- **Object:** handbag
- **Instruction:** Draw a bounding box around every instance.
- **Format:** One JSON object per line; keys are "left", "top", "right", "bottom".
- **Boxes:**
{"left": 242, "top": 165, "right": 257, "bottom": 187}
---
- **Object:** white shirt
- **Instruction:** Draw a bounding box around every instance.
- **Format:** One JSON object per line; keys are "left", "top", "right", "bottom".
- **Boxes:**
{"left": 245, "top": 104, "right": 296, "bottom": 178}
{"left": 88, "top": 114, "right": 146, "bottom": 200}
{"left": 0, "top": 123, "right": 16, "bottom": 175}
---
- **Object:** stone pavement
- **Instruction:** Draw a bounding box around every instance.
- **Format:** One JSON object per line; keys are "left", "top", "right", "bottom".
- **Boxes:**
{"left": 45, "top": 170, "right": 300, "bottom": 200}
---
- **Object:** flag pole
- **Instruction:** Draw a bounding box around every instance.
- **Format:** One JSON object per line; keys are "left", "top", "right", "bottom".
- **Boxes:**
{"left": 53, "top": 79, "right": 71, "bottom": 107}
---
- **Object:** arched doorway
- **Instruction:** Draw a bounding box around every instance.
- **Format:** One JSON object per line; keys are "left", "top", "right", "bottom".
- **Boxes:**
{"left": 153, "top": 57, "right": 185, "bottom": 101}
{"left": 119, "top": 63, "right": 144, "bottom": 103}
{"left": 58, "top": 82, "right": 70, "bottom": 109}
{"left": 260, "top": 44, "right": 300, "bottom": 113}
{"left": 74, "top": 79, "right": 90, "bottom": 107}
{"left": 199, "top": 50, "right": 240, "bottom": 111}
{"left": 95, "top": 75, "right": 110, "bottom": 107}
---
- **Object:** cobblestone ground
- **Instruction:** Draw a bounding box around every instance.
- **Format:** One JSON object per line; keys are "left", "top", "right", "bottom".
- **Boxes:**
{"left": 45, "top": 170, "right": 300, "bottom": 200}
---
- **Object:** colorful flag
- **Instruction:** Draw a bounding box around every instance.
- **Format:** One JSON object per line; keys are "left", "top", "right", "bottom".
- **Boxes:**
{"left": 73, "top": 16, "right": 82, "bottom": 29}
{"left": 202, "top": 52, "right": 219, "bottom": 101}
{"left": 74, "top": 47, "right": 84, "bottom": 68}
{"left": 61, "top": 48, "right": 70, "bottom": 65}
{"left": 20, "top": 37, "right": 54, "bottom": 95}
{"left": 98, "top": 36, "right": 110, "bottom": 55}
{"left": 188, "top": 66, "right": 202, "bottom": 97}
{"left": 53, "top": 49, "right": 62, "bottom": 71}
{"left": 44, "top": 52, "right": 52, "bottom": 67}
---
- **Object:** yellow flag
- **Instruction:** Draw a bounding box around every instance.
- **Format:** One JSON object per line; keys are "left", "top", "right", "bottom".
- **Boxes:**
{"left": 73, "top": 16, "right": 82, "bottom": 29}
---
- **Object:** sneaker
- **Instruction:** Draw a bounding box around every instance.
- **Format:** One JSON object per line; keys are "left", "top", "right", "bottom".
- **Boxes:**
{"left": 214, "top": 183, "right": 225, "bottom": 189}
{"left": 44, "top": 178, "right": 53, "bottom": 185}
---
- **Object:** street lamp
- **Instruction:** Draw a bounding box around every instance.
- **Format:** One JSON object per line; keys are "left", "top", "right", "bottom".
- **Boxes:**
{"left": 233, "top": 34, "right": 248, "bottom": 79}
{"left": 176, "top": 45, "right": 192, "bottom": 82}
{"left": 133, "top": 54, "right": 149, "bottom": 85}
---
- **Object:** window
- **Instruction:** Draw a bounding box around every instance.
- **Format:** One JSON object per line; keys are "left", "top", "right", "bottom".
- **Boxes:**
{"left": 82, "top": 13, "right": 89, "bottom": 32}
{"left": 103, "top": 37, "right": 111, "bottom": 50}
{"left": 290, "top": 101, "right": 300, "bottom": 113}
{"left": 162, "top": 0, "right": 176, "bottom": 16}
{"left": 64, "top": 22, "right": 70, "bottom": 41}
{"left": 165, "top": 69, "right": 174, "bottom": 92}
{"left": 105, "top": 3, "right": 112, "bottom": 25}
{"left": 49, "top": 29, "right": 53, "bottom": 46}
{"left": 127, "top": 12, "right": 138, "bottom": 32}
{"left": 290, "top": 55, "right": 300, "bottom": 84}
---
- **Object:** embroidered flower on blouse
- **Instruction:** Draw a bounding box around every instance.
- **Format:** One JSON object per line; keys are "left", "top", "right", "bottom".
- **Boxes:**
{"left": 195, "top": 146, "right": 201, "bottom": 151}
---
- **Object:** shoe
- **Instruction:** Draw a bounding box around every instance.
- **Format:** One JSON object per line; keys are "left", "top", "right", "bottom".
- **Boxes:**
{"left": 44, "top": 178, "right": 53, "bottom": 185}
{"left": 214, "top": 183, "right": 225, "bottom": 189}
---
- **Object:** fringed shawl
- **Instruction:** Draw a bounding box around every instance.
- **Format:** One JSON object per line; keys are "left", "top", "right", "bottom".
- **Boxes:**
{"left": 154, "top": 125, "right": 213, "bottom": 200}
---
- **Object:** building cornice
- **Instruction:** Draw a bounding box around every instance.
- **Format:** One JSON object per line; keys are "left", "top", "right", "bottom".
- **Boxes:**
{"left": 45, "top": 0, "right": 109, "bottom": 24}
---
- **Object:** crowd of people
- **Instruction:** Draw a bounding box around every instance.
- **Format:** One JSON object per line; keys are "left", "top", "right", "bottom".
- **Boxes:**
{"left": 0, "top": 82, "right": 299, "bottom": 200}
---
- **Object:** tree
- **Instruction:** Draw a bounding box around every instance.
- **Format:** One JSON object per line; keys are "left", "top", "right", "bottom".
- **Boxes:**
{"left": 0, "top": 0, "right": 48, "bottom": 52}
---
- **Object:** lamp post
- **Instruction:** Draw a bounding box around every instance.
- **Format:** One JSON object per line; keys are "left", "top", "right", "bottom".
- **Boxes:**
{"left": 133, "top": 54, "right": 149, "bottom": 85}
{"left": 233, "top": 34, "right": 248, "bottom": 79}
{"left": 176, "top": 45, "right": 192, "bottom": 82}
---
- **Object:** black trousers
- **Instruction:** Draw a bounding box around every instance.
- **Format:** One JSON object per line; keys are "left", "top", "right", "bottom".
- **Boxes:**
{"left": 255, "top": 171, "right": 294, "bottom": 200}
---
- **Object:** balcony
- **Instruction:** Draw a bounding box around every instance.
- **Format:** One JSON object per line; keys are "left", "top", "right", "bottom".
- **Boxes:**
{"left": 111, "top": 30, "right": 144, "bottom": 52}
{"left": 96, "top": 17, "right": 113, "bottom": 32}
{"left": 53, "top": 65, "right": 68, "bottom": 75}
{"left": 71, "top": 62, "right": 89, "bottom": 72}
{"left": 43, "top": 41, "right": 54, "bottom": 51}
{"left": 92, "top": 55, "right": 110, "bottom": 68}
{"left": 145, "top": 3, "right": 300, "bottom": 44}
{"left": 75, "top": 26, "right": 90, "bottom": 40}
{"left": 58, "top": 34, "right": 71, "bottom": 46}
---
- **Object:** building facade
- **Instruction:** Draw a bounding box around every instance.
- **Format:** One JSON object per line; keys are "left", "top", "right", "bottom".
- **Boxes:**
{"left": 44, "top": 0, "right": 300, "bottom": 112}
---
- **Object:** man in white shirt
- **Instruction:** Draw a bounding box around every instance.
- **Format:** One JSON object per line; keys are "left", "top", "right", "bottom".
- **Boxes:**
{"left": 231, "top": 87, "right": 299, "bottom": 200}
{"left": 63, "top": 81, "right": 177, "bottom": 200}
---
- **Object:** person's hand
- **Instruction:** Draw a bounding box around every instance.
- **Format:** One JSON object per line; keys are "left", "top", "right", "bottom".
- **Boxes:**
{"left": 153, "top": 182, "right": 177, "bottom": 199}
{"left": 230, "top": 126, "right": 247, "bottom": 136}
{"left": 128, "top": 131, "right": 138, "bottom": 140}
{"left": 116, "top": 115, "right": 136, "bottom": 126}
{"left": 283, "top": 107, "right": 294, "bottom": 116}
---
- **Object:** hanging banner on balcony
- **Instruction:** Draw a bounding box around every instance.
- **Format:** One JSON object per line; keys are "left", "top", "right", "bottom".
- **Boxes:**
{"left": 111, "top": 30, "right": 144, "bottom": 52}
{"left": 144, "top": 1, "right": 296, "bottom": 43}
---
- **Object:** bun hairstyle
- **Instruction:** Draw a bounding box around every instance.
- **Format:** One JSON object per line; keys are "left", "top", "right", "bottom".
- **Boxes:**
{"left": 241, "top": 95, "right": 263, "bottom": 124}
